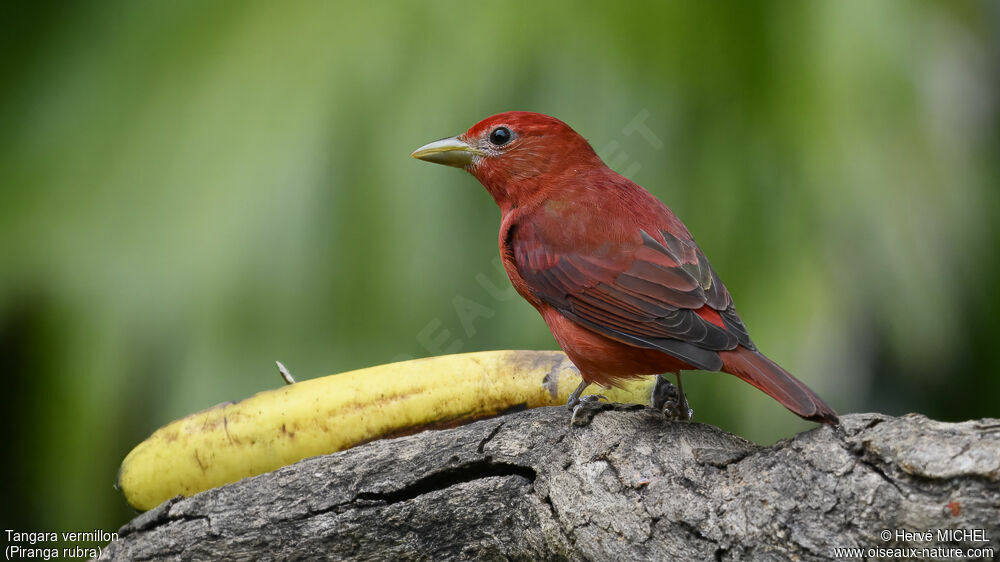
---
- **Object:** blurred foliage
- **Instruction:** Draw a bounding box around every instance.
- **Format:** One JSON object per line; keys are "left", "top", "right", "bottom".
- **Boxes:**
{"left": 1, "top": 0, "right": 997, "bottom": 537}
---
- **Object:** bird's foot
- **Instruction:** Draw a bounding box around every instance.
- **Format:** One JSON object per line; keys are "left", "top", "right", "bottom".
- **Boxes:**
{"left": 569, "top": 394, "right": 610, "bottom": 426}
{"left": 650, "top": 374, "right": 693, "bottom": 421}
{"left": 565, "top": 379, "right": 608, "bottom": 409}
{"left": 566, "top": 392, "right": 608, "bottom": 410}
{"left": 569, "top": 394, "right": 613, "bottom": 427}
{"left": 566, "top": 379, "right": 610, "bottom": 425}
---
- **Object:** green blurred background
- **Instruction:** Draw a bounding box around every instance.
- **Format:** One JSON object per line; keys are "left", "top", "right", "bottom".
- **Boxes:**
{"left": 1, "top": 0, "right": 997, "bottom": 540}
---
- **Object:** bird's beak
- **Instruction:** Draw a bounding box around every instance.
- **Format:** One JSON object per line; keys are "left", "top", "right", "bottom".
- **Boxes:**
{"left": 410, "top": 136, "right": 483, "bottom": 168}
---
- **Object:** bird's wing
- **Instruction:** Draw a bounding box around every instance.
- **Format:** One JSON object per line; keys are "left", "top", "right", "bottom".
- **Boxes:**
{"left": 512, "top": 219, "right": 754, "bottom": 372}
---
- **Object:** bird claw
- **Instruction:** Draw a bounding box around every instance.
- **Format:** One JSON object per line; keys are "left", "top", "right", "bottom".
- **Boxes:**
{"left": 566, "top": 379, "right": 606, "bottom": 408}
{"left": 569, "top": 394, "right": 610, "bottom": 426}
{"left": 650, "top": 375, "right": 693, "bottom": 421}
{"left": 566, "top": 393, "right": 608, "bottom": 410}
{"left": 659, "top": 398, "right": 694, "bottom": 422}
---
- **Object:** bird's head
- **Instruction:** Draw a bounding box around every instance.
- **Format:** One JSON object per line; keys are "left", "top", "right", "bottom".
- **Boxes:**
{"left": 411, "top": 111, "right": 602, "bottom": 211}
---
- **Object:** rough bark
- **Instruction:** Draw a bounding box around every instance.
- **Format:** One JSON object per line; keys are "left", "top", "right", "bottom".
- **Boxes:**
{"left": 101, "top": 405, "right": 1000, "bottom": 561}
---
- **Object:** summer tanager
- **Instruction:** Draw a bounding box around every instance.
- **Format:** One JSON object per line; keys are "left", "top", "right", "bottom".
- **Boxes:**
{"left": 412, "top": 112, "right": 838, "bottom": 424}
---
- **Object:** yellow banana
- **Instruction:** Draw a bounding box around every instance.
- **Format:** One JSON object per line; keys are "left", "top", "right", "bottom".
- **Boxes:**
{"left": 117, "top": 350, "right": 654, "bottom": 511}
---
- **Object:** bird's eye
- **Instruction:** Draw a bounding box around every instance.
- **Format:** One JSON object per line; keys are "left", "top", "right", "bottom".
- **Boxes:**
{"left": 488, "top": 126, "right": 513, "bottom": 147}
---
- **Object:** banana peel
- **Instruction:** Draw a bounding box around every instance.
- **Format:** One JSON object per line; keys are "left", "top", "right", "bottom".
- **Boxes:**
{"left": 117, "top": 350, "right": 654, "bottom": 511}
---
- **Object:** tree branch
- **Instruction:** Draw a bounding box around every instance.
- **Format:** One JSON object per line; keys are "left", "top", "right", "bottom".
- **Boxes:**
{"left": 101, "top": 405, "right": 1000, "bottom": 561}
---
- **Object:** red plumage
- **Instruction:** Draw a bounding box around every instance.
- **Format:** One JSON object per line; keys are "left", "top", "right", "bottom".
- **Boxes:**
{"left": 413, "top": 111, "right": 838, "bottom": 424}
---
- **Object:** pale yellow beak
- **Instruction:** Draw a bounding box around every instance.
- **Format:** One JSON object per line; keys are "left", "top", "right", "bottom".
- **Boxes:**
{"left": 411, "top": 136, "right": 484, "bottom": 168}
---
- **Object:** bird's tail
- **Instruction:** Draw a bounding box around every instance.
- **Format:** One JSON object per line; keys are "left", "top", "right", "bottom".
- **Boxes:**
{"left": 718, "top": 347, "right": 839, "bottom": 424}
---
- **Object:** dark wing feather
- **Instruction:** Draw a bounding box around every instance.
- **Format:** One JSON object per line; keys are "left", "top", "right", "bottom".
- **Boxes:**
{"left": 513, "top": 221, "right": 755, "bottom": 371}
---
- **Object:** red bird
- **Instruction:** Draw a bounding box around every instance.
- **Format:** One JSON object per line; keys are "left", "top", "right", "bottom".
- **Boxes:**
{"left": 412, "top": 112, "right": 838, "bottom": 424}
